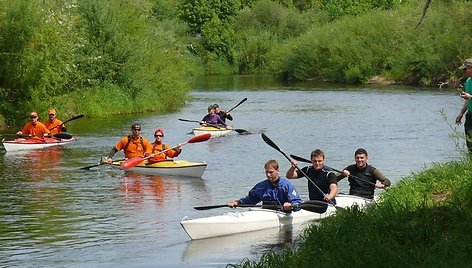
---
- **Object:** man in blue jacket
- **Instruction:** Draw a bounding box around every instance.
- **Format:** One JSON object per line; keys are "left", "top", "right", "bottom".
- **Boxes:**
{"left": 227, "top": 159, "right": 303, "bottom": 212}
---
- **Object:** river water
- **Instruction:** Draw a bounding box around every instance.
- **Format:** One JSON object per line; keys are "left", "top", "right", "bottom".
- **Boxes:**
{"left": 0, "top": 76, "right": 465, "bottom": 267}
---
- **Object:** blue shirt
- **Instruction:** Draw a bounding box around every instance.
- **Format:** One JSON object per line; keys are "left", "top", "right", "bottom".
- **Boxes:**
{"left": 238, "top": 177, "right": 303, "bottom": 208}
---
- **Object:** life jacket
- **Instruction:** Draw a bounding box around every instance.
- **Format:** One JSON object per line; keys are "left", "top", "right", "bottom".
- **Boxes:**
{"left": 124, "top": 135, "right": 144, "bottom": 151}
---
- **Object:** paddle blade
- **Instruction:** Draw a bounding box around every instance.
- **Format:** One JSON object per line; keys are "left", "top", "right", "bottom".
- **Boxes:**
{"left": 53, "top": 132, "right": 73, "bottom": 139}
{"left": 194, "top": 205, "right": 228, "bottom": 210}
{"left": 179, "top": 118, "right": 199, "bottom": 123}
{"left": 234, "top": 128, "right": 250, "bottom": 134}
{"left": 261, "top": 133, "right": 280, "bottom": 152}
{"left": 298, "top": 200, "right": 329, "bottom": 213}
{"left": 188, "top": 133, "right": 211, "bottom": 143}
{"left": 65, "top": 114, "right": 84, "bottom": 123}
{"left": 227, "top": 97, "right": 248, "bottom": 113}
{"left": 290, "top": 154, "right": 311, "bottom": 163}
{"left": 120, "top": 157, "right": 145, "bottom": 170}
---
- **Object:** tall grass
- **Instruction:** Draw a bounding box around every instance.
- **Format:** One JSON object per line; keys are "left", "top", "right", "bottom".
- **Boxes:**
{"left": 232, "top": 159, "right": 472, "bottom": 267}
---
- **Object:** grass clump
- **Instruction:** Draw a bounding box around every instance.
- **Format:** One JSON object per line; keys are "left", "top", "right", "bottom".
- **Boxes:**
{"left": 232, "top": 160, "right": 472, "bottom": 267}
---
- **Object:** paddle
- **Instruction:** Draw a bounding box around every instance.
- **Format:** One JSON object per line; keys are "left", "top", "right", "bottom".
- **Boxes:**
{"left": 289, "top": 154, "right": 377, "bottom": 187}
{"left": 194, "top": 200, "right": 330, "bottom": 214}
{"left": 49, "top": 114, "right": 84, "bottom": 132}
{"left": 226, "top": 97, "right": 247, "bottom": 114}
{"left": 79, "top": 158, "right": 126, "bottom": 170}
{"left": 260, "top": 133, "right": 342, "bottom": 211}
{"left": 120, "top": 133, "right": 212, "bottom": 170}
{"left": 178, "top": 118, "right": 249, "bottom": 134}
{"left": 53, "top": 132, "right": 73, "bottom": 139}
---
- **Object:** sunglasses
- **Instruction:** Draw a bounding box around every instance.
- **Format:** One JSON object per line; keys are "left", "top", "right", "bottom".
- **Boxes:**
{"left": 154, "top": 134, "right": 163, "bottom": 137}
{"left": 30, "top": 116, "right": 38, "bottom": 119}
{"left": 132, "top": 128, "right": 141, "bottom": 131}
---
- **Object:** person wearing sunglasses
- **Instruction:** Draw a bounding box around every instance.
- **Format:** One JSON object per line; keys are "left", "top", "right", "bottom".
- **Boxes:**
{"left": 16, "top": 111, "right": 51, "bottom": 138}
{"left": 286, "top": 149, "right": 341, "bottom": 203}
{"left": 148, "top": 128, "right": 182, "bottom": 163}
{"left": 102, "top": 123, "right": 153, "bottom": 164}
{"left": 43, "top": 109, "right": 66, "bottom": 136}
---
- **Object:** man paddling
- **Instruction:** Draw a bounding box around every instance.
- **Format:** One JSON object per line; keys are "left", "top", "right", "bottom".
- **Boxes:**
{"left": 43, "top": 109, "right": 66, "bottom": 135}
{"left": 337, "top": 148, "right": 391, "bottom": 199}
{"left": 227, "top": 159, "right": 303, "bottom": 212}
{"left": 16, "top": 111, "right": 51, "bottom": 138}
{"left": 286, "top": 149, "right": 340, "bottom": 203}
{"left": 212, "top": 103, "right": 233, "bottom": 123}
{"left": 102, "top": 123, "right": 153, "bottom": 164}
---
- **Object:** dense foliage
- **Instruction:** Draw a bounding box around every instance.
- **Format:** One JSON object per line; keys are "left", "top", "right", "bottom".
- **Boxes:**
{"left": 1, "top": 0, "right": 472, "bottom": 126}
{"left": 0, "top": 0, "right": 194, "bottom": 126}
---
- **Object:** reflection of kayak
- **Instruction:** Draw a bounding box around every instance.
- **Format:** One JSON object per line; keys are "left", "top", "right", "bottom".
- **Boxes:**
{"left": 182, "top": 223, "right": 300, "bottom": 263}
{"left": 192, "top": 126, "right": 232, "bottom": 137}
{"left": 180, "top": 207, "right": 336, "bottom": 240}
{"left": 1, "top": 137, "right": 77, "bottom": 152}
{"left": 111, "top": 160, "right": 207, "bottom": 178}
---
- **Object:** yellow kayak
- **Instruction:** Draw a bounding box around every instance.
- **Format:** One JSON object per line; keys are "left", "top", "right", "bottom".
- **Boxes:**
{"left": 111, "top": 159, "right": 207, "bottom": 178}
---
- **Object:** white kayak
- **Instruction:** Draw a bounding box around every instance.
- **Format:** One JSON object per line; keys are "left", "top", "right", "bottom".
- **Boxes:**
{"left": 181, "top": 194, "right": 374, "bottom": 240}
{"left": 1, "top": 137, "right": 77, "bottom": 152}
{"left": 335, "top": 193, "right": 375, "bottom": 210}
{"left": 111, "top": 159, "right": 207, "bottom": 178}
{"left": 180, "top": 205, "right": 337, "bottom": 240}
{"left": 192, "top": 126, "right": 233, "bottom": 137}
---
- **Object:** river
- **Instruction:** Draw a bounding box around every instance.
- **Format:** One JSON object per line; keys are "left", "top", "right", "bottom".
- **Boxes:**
{"left": 0, "top": 76, "right": 464, "bottom": 267}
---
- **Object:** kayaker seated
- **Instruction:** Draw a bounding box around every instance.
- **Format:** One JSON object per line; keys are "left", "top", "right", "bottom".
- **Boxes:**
{"left": 286, "top": 149, "right": 339, "bottom": 203}
{"left": 102, "top": 123, "right": 153, "bottom": 164}
{"left": 43, "top": 108, "right": 67, "bottom": 136}
{"left": 200, "top": 105, "right": 227, "bottom": 128}
{"left": 148, "top": 128, "right": 182, "bottom": 164}
{"left": 336, "top": 148, "right": 391, "bottom": 199}
{"left": 227, "top": 159, "right": 303, "bottom": 213}
{"left": 212, "top": 103, "right": 233, "bottom": 123}
{"left": 16, "top": 111, "right": 51, "bottom": 138}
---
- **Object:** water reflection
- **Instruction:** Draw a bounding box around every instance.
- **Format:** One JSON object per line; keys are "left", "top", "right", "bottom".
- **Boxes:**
{"left": 182, "top": 221, "right": 311, "bottom": 265}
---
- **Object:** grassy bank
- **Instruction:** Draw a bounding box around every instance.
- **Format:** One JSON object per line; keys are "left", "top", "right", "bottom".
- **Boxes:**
{"left": 233, "top": 158, "right": 472, "bottom": 267}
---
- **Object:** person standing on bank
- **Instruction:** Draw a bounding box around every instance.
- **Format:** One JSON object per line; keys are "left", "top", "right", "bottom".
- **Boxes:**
{"left": 148, "top": 128, "right": 182, "bottom": 163}
{"left": 103, "top": 123, "right": 153, "bottom": 164}
{"left": 43, "top": 109, "right": 66, "bottom": 136}
{"left": 337, "top": 148, "right": 391, "bottom": 199}
{"left": 212, "top": 103, "right": 233, "bottom": 123}
{"left": 227, "top": 159, "right": 303, "bottom": 212}
{"left": 455, "top": 58, "right": 472, "bottom": 153}
{"left": 16, "top": 111, "right": 51, "bottom": 138}
{"left": 286, "top": 149, "right": 340, "bottom": 202}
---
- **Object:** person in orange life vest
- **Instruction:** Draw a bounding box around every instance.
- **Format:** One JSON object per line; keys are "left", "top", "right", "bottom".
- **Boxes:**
{"left": 16, "top": 111, "right": 51, "bottom": 137}
{"left": 148, "top": 128, "right": 182, "bottom": 163}
{"left": 103, "top": 123, "right": 153, "bottom": 164}
{"left": 43, "top": 109, "right": 67, "bottom": 135}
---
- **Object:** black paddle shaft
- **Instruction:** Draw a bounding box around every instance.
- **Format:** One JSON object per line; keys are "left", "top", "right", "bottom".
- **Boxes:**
{"left": 260, "top": 133, "right": 339, "bottom": 209}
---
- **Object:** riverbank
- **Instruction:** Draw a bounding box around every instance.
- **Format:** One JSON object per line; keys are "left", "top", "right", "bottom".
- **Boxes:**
{"left": 233, "top": 158, "right": 472, "bottom": 267}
